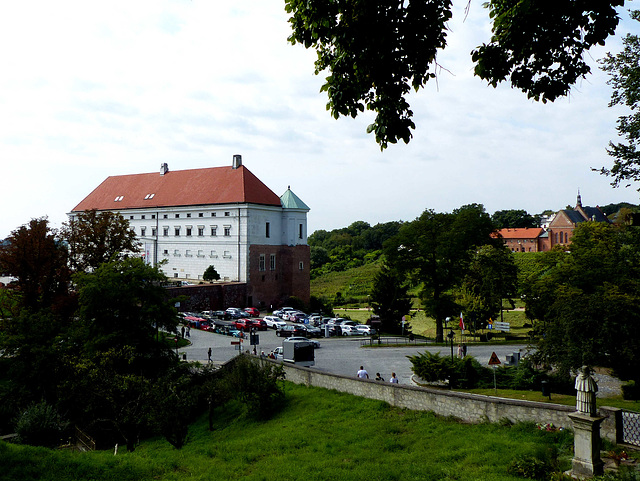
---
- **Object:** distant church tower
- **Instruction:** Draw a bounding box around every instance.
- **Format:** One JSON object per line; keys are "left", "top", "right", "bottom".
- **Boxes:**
{"left": 576, "top": 189, "right": 582, "bottom": 208}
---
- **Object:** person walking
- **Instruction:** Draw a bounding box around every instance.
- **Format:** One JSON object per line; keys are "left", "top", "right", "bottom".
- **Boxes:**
{"left": 390, "top": 372, "right": 399, "bottom": 383}
{"left": 207, "top": 347, "right": 212, "bottom": 363}
{"left": 375, "top": 373, "right": 384, "bottom": 381}
{"left": 457, "top": 344, "right": 463, "bottom": 358}
{"left": 462, "top": 343, "right": 467, "bottom": 357}
{"left": 357, "top": 366, "right": 369, "bottom": 379}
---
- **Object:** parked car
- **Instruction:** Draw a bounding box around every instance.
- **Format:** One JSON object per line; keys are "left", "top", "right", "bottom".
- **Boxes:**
{"left": 270, "top": 346, "right": 284, "bottom": 359}
{"left": 290, "top": 312, "right": 307, "bottom": 323}
{"left": 233, "top": 318, "right": 259, "bottom": 331}
{"left": 302, "top": 325, "right": 322, "bottom": 338}
{"left": 285, "top": 336, "right": 321, "bottom": 348}
{"left": 225, "top": 307, "right": 245, "bottom": 319}
{"left": 263, "top": 316, "right": 286, "bottom": 329}
{"left": 254, "top": 319, "right": 267, "bottom": 331}
{"left": 340, "top": 325, "right": 361, "bottom": 336}
{"left": 243, "top": 307, "right": 260, "bottom": 317}
{"left": 275, "top": 307, "right": 296, "bottom": 319}
{"left": 276, "top": 325, "right": 307, "bottom": 337}
{"left": 355, "top": 325, "right": 376, "bottom": 335}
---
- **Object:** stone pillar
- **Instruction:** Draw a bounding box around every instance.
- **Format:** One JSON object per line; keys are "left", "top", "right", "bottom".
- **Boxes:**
{"left": 569, "top": 411, "right": 605, "bottom": 477}
{"left": 570, "top": 366, "right": 604, "bottom": 478}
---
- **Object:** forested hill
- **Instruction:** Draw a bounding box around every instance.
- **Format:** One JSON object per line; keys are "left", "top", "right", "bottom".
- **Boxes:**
{"left": 309, "top": 204, "right": 639, "bottom": 278}
{"left": 309, "top": 221, "right": 401, "bottom": 279}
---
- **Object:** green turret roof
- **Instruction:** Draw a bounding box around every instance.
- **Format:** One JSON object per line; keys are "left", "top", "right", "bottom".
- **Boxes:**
{"left": 280, "top": 187, "right": 310, "bottom": 211}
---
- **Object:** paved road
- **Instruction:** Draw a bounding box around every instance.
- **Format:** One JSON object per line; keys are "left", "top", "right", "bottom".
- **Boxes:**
{"left": 181, "top": 327, "right": 529, "bottom": 384}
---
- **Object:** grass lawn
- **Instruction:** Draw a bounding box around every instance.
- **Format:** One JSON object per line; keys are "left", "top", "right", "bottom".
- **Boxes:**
{"left": 0, "top": 383, "right": 577, "bottom": 481}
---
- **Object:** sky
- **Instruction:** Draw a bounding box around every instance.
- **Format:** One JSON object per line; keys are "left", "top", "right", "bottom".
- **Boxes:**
{"left": 1, "top": 1, "right": 639, "bottom": 239}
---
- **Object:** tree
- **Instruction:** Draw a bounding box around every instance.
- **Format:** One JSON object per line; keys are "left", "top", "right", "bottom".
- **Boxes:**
{"left": 203, "top": 265, "right": 221, "bottom": 281}
{"left": 457, "top": 244, "right": 518, "bottom": 327}
{"left": 525, "top": 222, "right": 640, "bottom": 385}
{"left": 384, "top": 204, "right": 498, "bottom": 341}
{"left": 491, "top": 209, "right": 538, "bottom": 229}
{"left": 285, "top": 0, "right": 623, "bottom": 148}
{"left": 598, "top": 10, "right": 640, "bottom": 189}
{"left": 61, "top": 210, "right": 139, "bottom": 273}
{"left": 370, "top": 263, "right": 413, "bottom": 334}
{"left": 73, "top": 257, "right": 178, "bottom": 373}
{"left": 0, "top": 218, "right": 71, "bottom": 313}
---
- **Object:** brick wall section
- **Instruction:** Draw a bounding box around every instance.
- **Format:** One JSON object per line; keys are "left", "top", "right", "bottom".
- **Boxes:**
{"left": 166, "top": 283, "right": 247, "bottom": 311}
{"left": 270, "top": 360, "right": 620, "bottom": 443}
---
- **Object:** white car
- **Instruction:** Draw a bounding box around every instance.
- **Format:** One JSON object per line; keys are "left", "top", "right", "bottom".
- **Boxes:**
{"left": 285, "top": 336, "right": 321, "bottom": 348}
{"left": 263, "top": 315, "right": 286, "bottom": 329}
{"left": 355, "top": 325, "right": 376, "bottom": 335}
{"left": 340, "top": 325, "right": 361, "bottom": 336}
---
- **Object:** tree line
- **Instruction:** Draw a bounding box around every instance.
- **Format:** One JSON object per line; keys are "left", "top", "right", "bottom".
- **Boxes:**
{"left": 0, "top": 211, "right": 284, "bottom": 450}
{"left": 363, "top": 204, "right": 639, "bottom": 394}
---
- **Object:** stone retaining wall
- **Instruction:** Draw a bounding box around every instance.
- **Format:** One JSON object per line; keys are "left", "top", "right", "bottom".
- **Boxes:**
{"left": 275, "top": 360, "right": 621, "bottom": 443}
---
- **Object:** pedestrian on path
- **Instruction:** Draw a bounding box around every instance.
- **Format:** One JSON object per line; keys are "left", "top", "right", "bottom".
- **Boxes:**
{"left": 375, "top": 373, "right": 384, "bottom": 381}
{"left": 207, "top": 347, "right": 212, "bottom": 363}
{"left": 186, "top": 326, "right": 191, "bottom": 338}
{"left": 357, "top": 366, "right": 369, "bottom": 379}
{"left": 390, "top": 372, "right": 399, "bottom": 383}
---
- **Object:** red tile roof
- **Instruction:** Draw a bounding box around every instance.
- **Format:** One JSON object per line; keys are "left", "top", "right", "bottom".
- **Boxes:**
{"left": 71, "top": 165, "right": 282, "bottom": 212}
{"left": 494, "top": 228, "right": 545, "bottom": 240}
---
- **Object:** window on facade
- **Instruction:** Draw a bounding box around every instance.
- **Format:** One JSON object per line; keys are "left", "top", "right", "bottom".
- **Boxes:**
{"left": 140, "top": 227, "right": 146, "bottom": 236}
{"left": 174, "top": 273, "right": 179, "bottom": 278}
{"left": 141, "top": 215, "right": 145, "bottom": 220}
{"left": 152, "top": 214, "right": 156, "bottom": 219}
{"left": 186, "top": 227, "right": 192, "bottom": 237}
{"left": 224, "top": 226, "right": 231, "bottom": 236}
{"left": 185, "top": 250, "right": 192, "bottom": 257}
{"left": 211, "top": 212, "right": 216, "bottom": 217}
{"left": 270, "top": 254, "right": 276, "bottom": 271}
{"left": 223, "top": 250, "right": 231, "bottom": 258}
{"left": 299, "top": 261, "right": 304, "bottom": 270}
{"left": 197, "top": 250, "right": 204, "bottom": 257}
{"left": 175, "top": 227, "right": 180, "bottom": 236}
{"left": 174, "top": 249, "right": 180, "bottom": 256}
{"left": 186, "top": 213, "right": 191, "bottom": 218}
{"left": 175, "top": 214, "right": 180, "bottom": 218}
{"left": 210, "top": 250, "right": 217, "bottom": 257}
{"left": 259, "top": 254, "right": 266, "bottom": 271}
{"left": 299, "top": 224, "right": 303, "bottom": 239}
{"left": 564, "top": 232, "right": 569, "bottom": 243}
{"left": 198, "top": 227, "right": 204, "bottom": 236}
{"left": 224, "top": 212, "right": 230, "bottom": 217}
{"left": 266, "top": 222, "right": 270, "bottom": 238}
{"left": 210, "top": 226, "right": 217, "bottom": 236}
{"left": 130, "top": 215, "right": 134, "bottom": 220}
{"left": 163, "top": 214, "right": 168, "bottom": 219}
{"left": 199, "top": 213, "right": 203, "bottom": 217}
{"left": 151, "top": 228, "right": 156, "bottom": 236}
{"left": 163, "top": 227, "right": 169, "bottom": 237}
{"left": 163, "top": 249, "right": 168, "bottom": 255}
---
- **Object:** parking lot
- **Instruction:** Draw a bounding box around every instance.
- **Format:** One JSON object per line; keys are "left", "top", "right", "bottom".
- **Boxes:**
{"left": 182, "top": 325, "right": 529, "bottom": 384}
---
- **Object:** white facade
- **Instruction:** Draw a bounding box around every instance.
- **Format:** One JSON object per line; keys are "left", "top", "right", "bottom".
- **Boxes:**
{"left": 112, "top": 201, "right": 307, "bottom": 282}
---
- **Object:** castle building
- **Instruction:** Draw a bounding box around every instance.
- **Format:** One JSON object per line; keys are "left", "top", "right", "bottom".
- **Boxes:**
{"left": 69, "top": 155, "right": 310, "bottom": 307}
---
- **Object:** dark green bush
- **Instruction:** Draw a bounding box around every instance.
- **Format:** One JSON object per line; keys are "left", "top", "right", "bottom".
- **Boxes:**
{"left": 15, "top": 402, "right": 68, "bottom": 448}
{"left": 621, "top": 381, "right": 639, "bottom": 400}
{"left": 507, "top": 455, "right": 551, "bottom": 480}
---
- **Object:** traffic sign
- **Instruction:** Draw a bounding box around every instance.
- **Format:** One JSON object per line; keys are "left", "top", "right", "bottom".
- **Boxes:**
{"left": 488, "top": 352, "right": 501, "bottom": 365}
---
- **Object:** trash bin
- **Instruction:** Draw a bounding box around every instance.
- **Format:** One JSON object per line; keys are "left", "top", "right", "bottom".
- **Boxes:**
{"left": 541, "top": 381, "right": 550, "bottom": 398}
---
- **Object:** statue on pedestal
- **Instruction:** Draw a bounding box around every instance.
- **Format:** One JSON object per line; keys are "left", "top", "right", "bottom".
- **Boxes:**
{"left": 575, "top": 366, "right": 598, "bottom": 416}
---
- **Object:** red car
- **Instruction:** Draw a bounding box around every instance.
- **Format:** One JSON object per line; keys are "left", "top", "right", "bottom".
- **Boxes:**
{"left": 243, "top": 307, "right": 260, "bottom": 317}
{"left": 233, "top": 318, "right": 258, "bottom": 331}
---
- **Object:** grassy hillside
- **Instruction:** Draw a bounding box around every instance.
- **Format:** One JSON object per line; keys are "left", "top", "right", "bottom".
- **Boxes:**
{"left": 0, "top": 382, "right": 575, "bottom": 481}
{"left": 310, "top": 260, "right": 382, "bottom": 306}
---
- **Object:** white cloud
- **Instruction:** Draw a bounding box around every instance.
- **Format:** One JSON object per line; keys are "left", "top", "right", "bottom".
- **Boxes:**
{"left": 0, "top": 1, "right": 637, "bottom": 238}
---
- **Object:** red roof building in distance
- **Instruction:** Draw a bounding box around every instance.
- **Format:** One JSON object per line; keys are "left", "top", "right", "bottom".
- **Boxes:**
{"left": 69, "top": 155, "right": 310, "bottom": 308}
{"left": 494, "top": 227, "right": 548, "bottom": 252}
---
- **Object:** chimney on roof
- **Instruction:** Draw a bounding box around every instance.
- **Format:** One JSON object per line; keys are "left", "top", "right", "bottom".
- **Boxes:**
{"left": 160, "top": 163, "right": 169, "bottom": 175}
{"left": 232, "top": 154, "right": 242, "bottom": 169}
